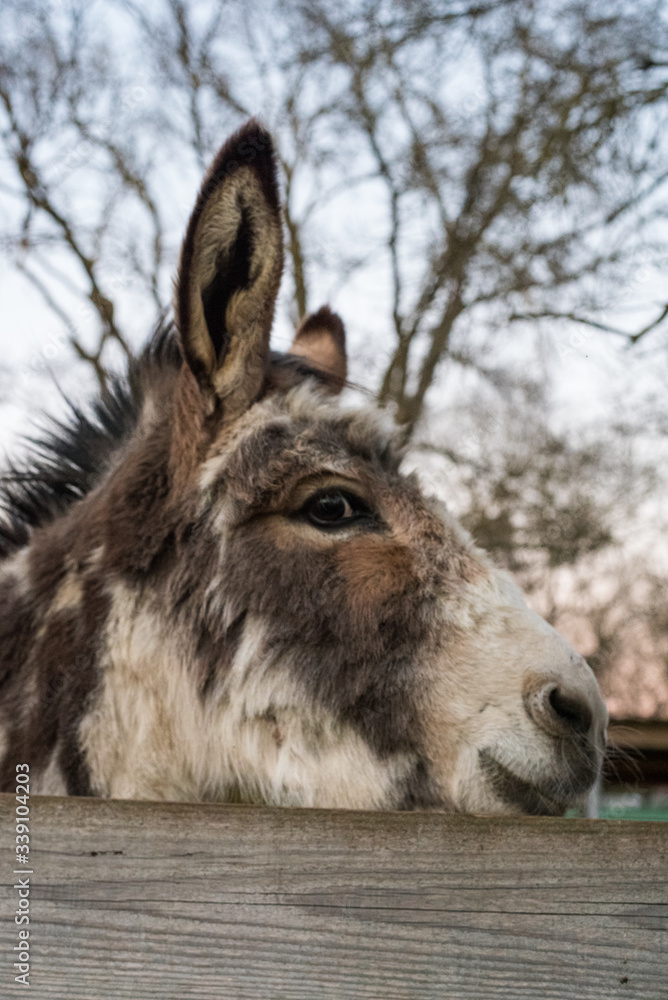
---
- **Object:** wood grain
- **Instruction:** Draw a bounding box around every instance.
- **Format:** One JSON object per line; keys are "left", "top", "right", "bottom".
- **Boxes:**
{"left": 2, "top": 794, "right": 667, "bottom": 999}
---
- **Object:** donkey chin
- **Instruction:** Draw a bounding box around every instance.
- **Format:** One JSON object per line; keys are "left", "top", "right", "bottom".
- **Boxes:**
{"left": 416, "top": 573, "right": 608, "bottom": 817}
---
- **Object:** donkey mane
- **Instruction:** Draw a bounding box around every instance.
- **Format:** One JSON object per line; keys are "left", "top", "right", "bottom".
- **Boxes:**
{"left": 0, "top": 317, "right": 340, "bottom": 560}
{"left": 0, "top": 322, "right": 181, "bottom": 559}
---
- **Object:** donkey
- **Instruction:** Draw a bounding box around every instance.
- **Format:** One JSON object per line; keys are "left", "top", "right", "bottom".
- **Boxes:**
{"left": 0, "top": 121, "right": 606, "bottom": 813}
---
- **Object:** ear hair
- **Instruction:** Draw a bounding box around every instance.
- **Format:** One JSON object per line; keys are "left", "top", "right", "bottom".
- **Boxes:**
{"left": 289, "top": 306, "right": 347, "bottom": 394}
{"left": 174, "top": 119, "right": 283, "bottom": 419}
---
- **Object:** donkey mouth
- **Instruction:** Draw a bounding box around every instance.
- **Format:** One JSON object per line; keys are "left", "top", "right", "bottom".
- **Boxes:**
{"left": 478, "top": 749, "right": 592, "bottom": 816}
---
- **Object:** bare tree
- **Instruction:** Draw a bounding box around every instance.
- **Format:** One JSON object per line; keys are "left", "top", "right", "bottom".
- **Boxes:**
{"left": 0, "top": 1, "right": 147, "bottom": 384}
{"left": 2, "top": 0, "right": 667, "bottom": 408}
{"left": 288, "top": 0, "right": 668, "bottom": 431}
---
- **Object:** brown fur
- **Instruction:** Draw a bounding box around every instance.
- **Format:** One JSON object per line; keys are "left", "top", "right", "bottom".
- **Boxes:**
{"left": 290, "top": 306, "right": 347, "bottom": 391}
{"left": 0, "top": 122, "right": 607, "bottom": 812}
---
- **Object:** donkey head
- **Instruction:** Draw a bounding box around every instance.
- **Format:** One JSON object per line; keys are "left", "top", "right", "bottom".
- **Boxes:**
{"left": 75, "top": 121, "right": 607, "bottom": 812}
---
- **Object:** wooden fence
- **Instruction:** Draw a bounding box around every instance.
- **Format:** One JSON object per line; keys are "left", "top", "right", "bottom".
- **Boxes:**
{"left": 2, "top": 793, "right": 667, "bottom": 999}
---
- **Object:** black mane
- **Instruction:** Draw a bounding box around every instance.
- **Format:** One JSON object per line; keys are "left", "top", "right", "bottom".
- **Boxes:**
{"left": 0, "top": 320, "right": 181, "bottom": 559}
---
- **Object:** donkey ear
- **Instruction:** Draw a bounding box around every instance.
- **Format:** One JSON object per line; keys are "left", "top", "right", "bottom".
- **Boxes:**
{"left": 289, "top": 306, "right": 347, "bottom": 394}
{"left": 174, "top": 119, "right": 283, "bottom": 418}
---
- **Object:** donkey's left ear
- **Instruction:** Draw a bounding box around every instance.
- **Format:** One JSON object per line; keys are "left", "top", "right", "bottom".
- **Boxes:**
{"left": 289, "top": 306, "right": 347, "bottom": 394}
{"left": 174, "top": 119, "right": 283, "bottom": 418}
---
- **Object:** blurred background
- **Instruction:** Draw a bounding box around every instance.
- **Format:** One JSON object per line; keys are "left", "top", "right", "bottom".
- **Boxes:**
{"left": 1, "top": 0, "right": 667, "bottom": 817}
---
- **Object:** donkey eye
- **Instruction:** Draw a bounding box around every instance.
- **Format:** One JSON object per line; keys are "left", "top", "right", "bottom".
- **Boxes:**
{"left": 301, "top": 490, "right": 370, "bottom": 529}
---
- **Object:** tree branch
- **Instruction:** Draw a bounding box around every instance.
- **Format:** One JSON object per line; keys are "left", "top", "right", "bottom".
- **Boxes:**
{"left": 508, "top": 306, "right": 668, "bottom": 344}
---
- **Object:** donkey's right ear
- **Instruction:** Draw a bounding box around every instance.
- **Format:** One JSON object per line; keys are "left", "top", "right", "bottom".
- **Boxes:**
{"left": 174, "top": 120, "right": 283, "bottom": 420}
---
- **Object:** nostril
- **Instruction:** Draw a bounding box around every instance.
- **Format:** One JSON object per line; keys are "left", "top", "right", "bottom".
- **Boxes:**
{"left": 547, "top": 686, "right": 593, "bottom": 736}
{"left": 524, "top": 680, "right": 599, "bottom": 739}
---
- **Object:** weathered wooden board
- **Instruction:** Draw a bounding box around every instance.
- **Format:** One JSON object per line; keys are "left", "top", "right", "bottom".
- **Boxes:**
{"left": 2, "top": 794, "right": 667, "bottom": 999}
